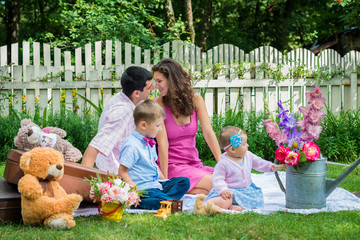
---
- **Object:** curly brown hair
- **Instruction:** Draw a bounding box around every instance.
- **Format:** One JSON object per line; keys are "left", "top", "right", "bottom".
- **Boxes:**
{"left": 152, "top": 59, "right": 195, "bottom": 116}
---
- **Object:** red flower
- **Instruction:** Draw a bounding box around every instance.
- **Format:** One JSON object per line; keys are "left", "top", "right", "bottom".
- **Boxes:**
{"left": 275, "top": 146, "right": 290, "bottom": 163}
{"left": 284, "top": 151, "right": 300, "bottom": 166}
{"left": 302, "top": 142, "right": 320, "bottom": 161}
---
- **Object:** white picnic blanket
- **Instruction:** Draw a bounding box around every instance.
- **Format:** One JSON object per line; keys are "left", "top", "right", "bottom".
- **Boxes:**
{"left": 74, "top": 172, "right": 360, "bottom": 217}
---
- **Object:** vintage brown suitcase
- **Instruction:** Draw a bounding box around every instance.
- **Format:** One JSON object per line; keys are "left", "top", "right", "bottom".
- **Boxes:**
{"left": 4, "top": 149, "right": 108, "bottom": 203}
{"left": 0, "top": 178, "right": 22, "bottom": 223}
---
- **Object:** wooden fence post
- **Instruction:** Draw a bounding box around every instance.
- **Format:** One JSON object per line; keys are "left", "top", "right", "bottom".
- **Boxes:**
{"left": 350, "top": 72, "right": 358, "bottom": 109}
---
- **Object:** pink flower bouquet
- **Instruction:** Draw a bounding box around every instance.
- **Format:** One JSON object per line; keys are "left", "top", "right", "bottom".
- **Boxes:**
{"left": 263, "top": 85, "right": 325, "bottom": 166}
{"left": 85, "top": 173, "right": 141, "bottom": 208}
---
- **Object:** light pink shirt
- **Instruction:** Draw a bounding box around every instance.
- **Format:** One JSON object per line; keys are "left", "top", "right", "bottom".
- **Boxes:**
{"left": 89, "top": 92, "right": 135, "bottom": 173}
{"left": 212, "top": 151, "right": 273, "bottom": 195}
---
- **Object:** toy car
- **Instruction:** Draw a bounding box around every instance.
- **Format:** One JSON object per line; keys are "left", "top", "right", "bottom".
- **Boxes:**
{"left": 153, "top": 199, "right": 183, "bottom": 218}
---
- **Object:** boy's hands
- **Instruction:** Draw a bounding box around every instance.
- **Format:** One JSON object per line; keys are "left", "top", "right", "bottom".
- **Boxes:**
{"left": 220, "top": 189, "right": 233, "bottom": 200}
{"left": 135, "top": 196, "right": 141, "bottom": 207}
{"left": 271, "top": 164, "right": 288, "bottom": 172}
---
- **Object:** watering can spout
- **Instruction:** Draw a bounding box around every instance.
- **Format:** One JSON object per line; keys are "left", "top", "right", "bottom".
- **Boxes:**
{"left": 325, "top": 157, "right": 360, "bottom": 198}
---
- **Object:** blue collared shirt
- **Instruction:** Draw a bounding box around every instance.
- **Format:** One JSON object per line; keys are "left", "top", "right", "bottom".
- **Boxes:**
{"left": 119, "top": 130, "right": 162, "bottom": 191}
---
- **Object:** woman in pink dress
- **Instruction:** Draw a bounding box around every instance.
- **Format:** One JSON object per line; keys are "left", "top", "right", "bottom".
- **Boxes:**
{"left": 152, "top": 59, "right": 222, "bottom": 194}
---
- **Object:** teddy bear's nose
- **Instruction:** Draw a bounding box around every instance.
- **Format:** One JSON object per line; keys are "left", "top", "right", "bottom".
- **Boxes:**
{"left": 28, "top": 129, "right": 33, "bottom": 136}
{"left": 56, "top": 165, "right": 62, "bottom": 170}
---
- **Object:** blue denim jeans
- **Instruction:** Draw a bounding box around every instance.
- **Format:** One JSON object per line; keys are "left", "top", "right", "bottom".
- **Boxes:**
{"left": 133, "top": 177, "right": 190, "bottom": 210}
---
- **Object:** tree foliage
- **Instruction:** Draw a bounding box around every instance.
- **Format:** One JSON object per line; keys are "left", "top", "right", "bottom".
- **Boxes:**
{"left": 0, "top": 0, "right": 359, "bottom": 52}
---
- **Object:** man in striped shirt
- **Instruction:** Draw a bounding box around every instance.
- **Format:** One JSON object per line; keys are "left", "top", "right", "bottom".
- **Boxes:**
{"left": 81, "top": 66, "right": 154, "bottom": 174}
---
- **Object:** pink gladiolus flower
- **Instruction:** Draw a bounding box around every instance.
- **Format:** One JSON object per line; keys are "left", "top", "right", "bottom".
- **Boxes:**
{"left": 302, "top": 142, "right": 320, "bottom": 161}
{"left": 311, "top": 85, "right": 323, "bottom": 98}
{"left": 284, "top": 151, "right": 300, "bottom": 166}
{"left": 265, "top": 121, "right": 278, "bottom": 134}
{"left": 309, "top": 97, "right": 326, "bottom": 111}
{"left": 275, "top": 146, "right": 291, "bottom": 163}
{"left": 307, "top": 110, "right": 325, "bottom": 125}
{"left": 266, "top": 126, "right": 280, "bottom": 140}
{"left": 299, "top": 131, "right": 311, "bottom": 142}
{"left": 298, "top": 106, "right": 311, "bottom": 117}
{"left": 274, "top": 133, "right": 288, "bottom": 146}
{"left": 296, "top": 120, "right": 307, "bottom": 131}
{"left": 263, "top": 119, "right": 273, "bottom": 125}
{"left": 306, "top": 124, "right": 322, "bottom": 140}
{"left": 306, "top": 85, "right": 322, "bottom": 101}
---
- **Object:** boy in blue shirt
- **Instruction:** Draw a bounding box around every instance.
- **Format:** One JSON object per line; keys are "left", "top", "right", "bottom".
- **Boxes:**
{"left": 118, "top": 99, "right": 190, "bottom": 210}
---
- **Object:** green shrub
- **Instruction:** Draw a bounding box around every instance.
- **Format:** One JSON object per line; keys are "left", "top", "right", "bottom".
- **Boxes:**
{"left": 316, "top": 108, "right": 360, "bottom": 163}
{"left": 45, "top": 112, "right": 99, "bottom": 156}
{"left": 0, "top": 115, "right": 21, "bottom": 162}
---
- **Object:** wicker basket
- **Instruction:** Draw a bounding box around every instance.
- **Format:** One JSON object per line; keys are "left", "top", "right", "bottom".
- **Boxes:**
{"left": 98, "top": 202, "right": 124, "bottom": 222}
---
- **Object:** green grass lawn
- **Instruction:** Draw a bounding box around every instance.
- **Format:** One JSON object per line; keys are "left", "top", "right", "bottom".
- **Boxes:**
{"left": 0, "top": 162, "right": 359, "bottom": 240}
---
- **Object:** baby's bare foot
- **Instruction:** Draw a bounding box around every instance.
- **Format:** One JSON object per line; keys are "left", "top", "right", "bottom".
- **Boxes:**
{"left": 230, "top": 205, "right": 245, "bottom": 211}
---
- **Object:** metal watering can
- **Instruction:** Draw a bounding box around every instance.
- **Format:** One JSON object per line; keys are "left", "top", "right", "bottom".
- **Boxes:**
{"left": 275, "top": 155, "right": 360, "bottom": 209}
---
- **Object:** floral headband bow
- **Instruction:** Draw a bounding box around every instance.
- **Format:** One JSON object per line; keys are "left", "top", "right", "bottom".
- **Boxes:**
{"left": 223, "top": 129, "right": 242, "bottom": 150}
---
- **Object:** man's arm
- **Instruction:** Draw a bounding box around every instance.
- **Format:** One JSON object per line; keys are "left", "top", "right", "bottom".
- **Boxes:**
{"left": 81, "top": 146, "right": 99, "bottom": 168}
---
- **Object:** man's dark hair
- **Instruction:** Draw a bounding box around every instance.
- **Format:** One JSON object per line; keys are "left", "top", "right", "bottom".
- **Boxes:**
{"left": 121, "top": 66, "right": 153, "bottom": 97}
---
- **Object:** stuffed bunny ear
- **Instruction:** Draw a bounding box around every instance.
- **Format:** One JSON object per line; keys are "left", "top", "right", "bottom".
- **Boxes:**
{"left": 19, "top": 151, "right": 32, "bottom": 172}
{"left": 21, "top": 119, "right": 33, "bottom": 127}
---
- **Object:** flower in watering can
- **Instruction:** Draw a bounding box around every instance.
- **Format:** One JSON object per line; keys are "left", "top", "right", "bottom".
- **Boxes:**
{"left": 284, "top": 151, "right": 300, "bottom": 166}
{"left": 263, "top": 85, "right": 325, "bottom": 166}
{"left": 302, "top": 142, "right": 320, "bottom": 161}
{"left": 274, "top": 146, "right": 290, "bottom": 163}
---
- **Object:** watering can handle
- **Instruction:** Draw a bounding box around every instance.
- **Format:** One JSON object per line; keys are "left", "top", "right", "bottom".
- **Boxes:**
{"left": 274, "top": 159, "right": 286, "bottom": 194}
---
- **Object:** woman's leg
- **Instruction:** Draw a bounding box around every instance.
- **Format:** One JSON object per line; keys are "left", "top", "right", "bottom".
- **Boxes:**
{"left": 188, "top": 174, "right": 212, "bottom": 195}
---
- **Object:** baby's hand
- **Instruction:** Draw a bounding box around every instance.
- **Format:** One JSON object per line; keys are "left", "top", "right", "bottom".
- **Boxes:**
{"left": 220, "top": 190, "right": 232, "bottom": 200}
{"left": 271, "top": 164, "right": 288, "bottom": 172}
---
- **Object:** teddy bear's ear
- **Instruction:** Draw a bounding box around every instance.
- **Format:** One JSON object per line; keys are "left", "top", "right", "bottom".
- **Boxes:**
{"left": 20, "top": 119, "right": 33, "bottom": 127}
{"left": 19, "top": 151, "right": 32, "bottom": 172}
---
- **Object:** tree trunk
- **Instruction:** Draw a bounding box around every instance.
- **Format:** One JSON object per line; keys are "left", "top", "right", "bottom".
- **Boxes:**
{"left": 198, "top": 0, "right": 213, "bottom": 51}
{"left": 184, "top": 0, "right": 195, "bottom": 43}
{"left": 164, "top": 0, "right": 175, "bottom": 30}
{"left": 273, "top": 0, "right": 294, "bottom": 51}
{"left": 6, "top": 0, "right": 21, "bottom": 47}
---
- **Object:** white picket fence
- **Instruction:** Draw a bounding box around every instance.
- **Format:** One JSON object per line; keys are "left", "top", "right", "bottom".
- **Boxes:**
{"left": 0, "top": 40, "right": 359, "bottom": 117}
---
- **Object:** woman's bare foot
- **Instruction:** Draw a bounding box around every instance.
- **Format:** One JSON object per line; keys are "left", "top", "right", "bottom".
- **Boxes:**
{"left": 230, "top": 205, "right": 245, "bottom": 211}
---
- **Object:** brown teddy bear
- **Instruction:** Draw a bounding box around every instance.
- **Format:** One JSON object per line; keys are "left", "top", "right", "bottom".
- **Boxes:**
{"left": 14, "top": 119, "right": 82, "bottom": 162}
{"left": 18, "top": 147, "right": 83, "bottom": 229}
{"left": 193, "top": 194, "right": 223, "bottom": 216}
